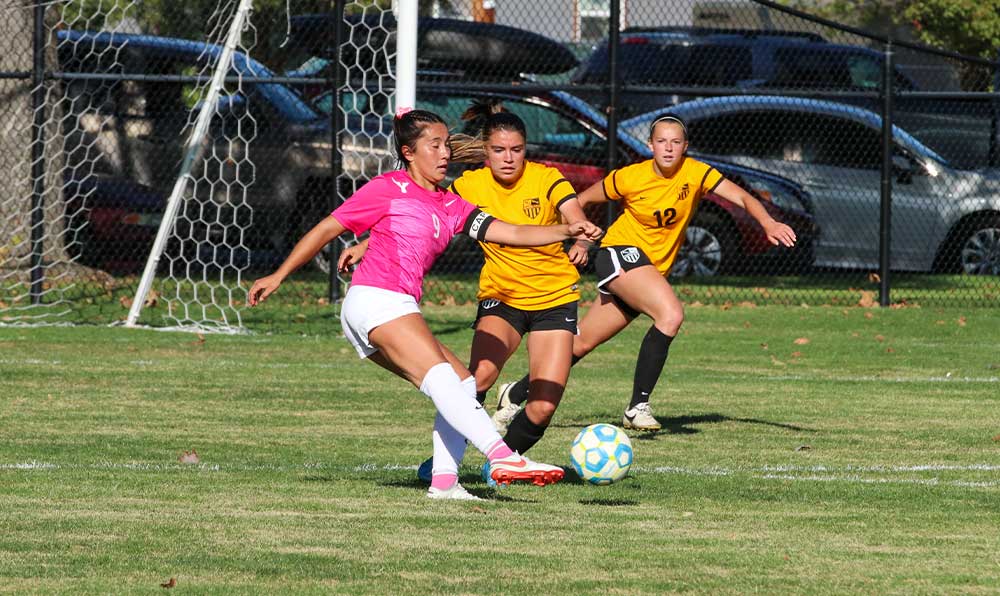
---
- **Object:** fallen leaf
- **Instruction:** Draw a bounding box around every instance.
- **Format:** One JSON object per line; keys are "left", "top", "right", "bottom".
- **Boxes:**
{"left": 471, "top": 506, "right": 488, "bottom": 514}
{"left": 858, "top": 290, "right": 876, "bottom": 308}
{"left": 867, "top": 272, "right": 881, "bottom": 283}
{"left": 874, "top": 335, "right": 885, "bottom": 342}
{"left": 791, "top": 351, "right": 803, "bottom": 358}
{"left": 793, "top": 337, "right": 810, "bottom": 345}
{"left": 317, "top": 297, "right": 329, "bottom": 306}
{"left": 738, "top": 301, "right": 757, "bottom": 308}
{"left": 760, "top": 343, "right": 769, "bottom": 350}
{"left": 161, "top": 578, "right": 176, "bottom": 588}
{"left": 192, "top": 334, "right": 205, "bottom": 346}
{"left": 851, "top": 332, "right": 860, "bottom": 338}
{"left": 743, "top": 321, "right": 752, "bottom": 328}
{"left": 958, "top": 316, "right": 967, "bottom": 327}
{"left": 993, "top": 434, "right": 1000, "bottom": 442}
{"left": 144, "top": 289, "right": 159, "bottom": 308}
{"left": 864, "top": 312, "right": 874, "bottom": 320}
{"left": 178, "top": 449, "right": 200, "bottom": 464}
{"left": 770, "top": 355, "right": 786, "bottom": 367}
{"left": 936, "top": 320, "right": 946, "bottom": 325}
{"left": 119, "top": 295, "right": 133, "bottom": 309}
{"left": 886, "top": 347, "right": 895, "bottom": 353}
{"left": 794, "top": 445, "right": 811, "bottom": 451}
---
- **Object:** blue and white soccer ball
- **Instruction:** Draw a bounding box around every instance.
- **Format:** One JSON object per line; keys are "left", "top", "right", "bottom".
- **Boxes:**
{"left": 570, "top": 423, "right": 633, "bottom": 485}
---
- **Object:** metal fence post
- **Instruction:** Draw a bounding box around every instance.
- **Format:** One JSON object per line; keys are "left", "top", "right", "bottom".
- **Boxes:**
{"left": 29, "top": 2, "right": 47, "bottom": 304}
{"left": 328, "top": 0, "right": 346, "bottom": 303}
{"left": 878, "top": 40, "right": 894, "bottom": 307}
{"left": 605, "top": 0, "right": 620, "bottom": 229}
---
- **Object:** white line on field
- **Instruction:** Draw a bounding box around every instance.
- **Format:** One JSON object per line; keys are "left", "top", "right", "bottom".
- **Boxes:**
{"left": 3, "top": 461, "right": 997, "bottom": 490}
{"left": 765, "top": 374, "right": 999, "bottom": 384}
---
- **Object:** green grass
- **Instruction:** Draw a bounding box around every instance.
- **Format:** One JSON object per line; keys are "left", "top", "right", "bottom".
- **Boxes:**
{"left": 2, "top": 304, "right": 999, "bottom": 594}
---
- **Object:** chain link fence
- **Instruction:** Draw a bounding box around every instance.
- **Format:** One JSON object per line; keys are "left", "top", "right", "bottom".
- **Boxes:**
{"left": 1, "top": 0, "right": 997, "bottom": 331}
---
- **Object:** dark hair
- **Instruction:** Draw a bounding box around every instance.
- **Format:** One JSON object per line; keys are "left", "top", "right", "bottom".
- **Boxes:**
{"left": 648, "top": 113, "right": 688, "bottom": 141}
{"left": 392, "top": 108, "right": 447, "bottom": 164}
{"left": 449, "top": 99, "right": 527, "bottom": 164}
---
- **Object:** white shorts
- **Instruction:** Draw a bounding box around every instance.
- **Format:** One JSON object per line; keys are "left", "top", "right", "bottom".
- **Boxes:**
{"left": 340, "top": 285, "right": 421, "bottom": 358}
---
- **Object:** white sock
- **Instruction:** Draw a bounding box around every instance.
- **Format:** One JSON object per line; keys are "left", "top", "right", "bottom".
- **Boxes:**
{"left": 420, "top": 364, "right": 502, "bottom": 456}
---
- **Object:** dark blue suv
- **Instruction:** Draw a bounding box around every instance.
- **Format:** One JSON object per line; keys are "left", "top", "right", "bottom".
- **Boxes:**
{"left": 571, "top": 27, "right": 944, "bottom": 118}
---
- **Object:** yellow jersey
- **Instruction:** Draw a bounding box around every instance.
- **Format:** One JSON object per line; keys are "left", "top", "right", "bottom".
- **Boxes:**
{"left": 450, "top": 162, "right": 580, "bottom": 310}
{"left": 601, "top": 157, "right": 723, "bottom": 275}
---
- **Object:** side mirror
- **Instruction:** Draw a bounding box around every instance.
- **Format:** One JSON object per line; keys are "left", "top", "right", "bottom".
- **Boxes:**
{"left": 892, "top": 154, "right": 914, "bottom": 184}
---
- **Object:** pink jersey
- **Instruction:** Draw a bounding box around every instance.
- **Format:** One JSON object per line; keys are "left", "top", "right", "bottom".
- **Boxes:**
{"left": 332, "top": 170, "right": 492, "bottom": 301}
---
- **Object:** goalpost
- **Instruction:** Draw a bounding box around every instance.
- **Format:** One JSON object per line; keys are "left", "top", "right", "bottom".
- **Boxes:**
{"left": 0, "top": 0, "right": 417, "bottom": 332}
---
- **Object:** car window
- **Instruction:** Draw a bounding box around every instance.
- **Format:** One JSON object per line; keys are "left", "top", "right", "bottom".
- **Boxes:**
{"left": 689, "top": 112, "right": 785, "bottom": 160}
{"left": 846, "top": 54, "right": 882, "bottom": 89}
{"left": 687, "top": 44, "right": 753, "bottom": 86}
{"left": 804, "top": 115, "right": 880, "bottom": 169}
{"left": 769, "top": 47, "right": 856, "bottom": 89}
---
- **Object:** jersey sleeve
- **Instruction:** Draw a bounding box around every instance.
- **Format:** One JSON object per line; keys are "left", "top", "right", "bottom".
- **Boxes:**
{"left": 543, "top": 168, "right": 576, "bottom": 211}
{"left": 461, "top": 208, "right": 495, "bottom": 241}
{"left": 699, "top": 165, "right": 724, "bottom": 194}
{"left": 330, "top": 177, "right": 390, "bottom": 234}
{"left": 601, "top": 168, "right": 626, "bottom": 201}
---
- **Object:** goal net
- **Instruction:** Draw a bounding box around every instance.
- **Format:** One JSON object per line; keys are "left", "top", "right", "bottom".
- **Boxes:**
{"left": 0, "top": 0, "right": 399, "bottom": 332}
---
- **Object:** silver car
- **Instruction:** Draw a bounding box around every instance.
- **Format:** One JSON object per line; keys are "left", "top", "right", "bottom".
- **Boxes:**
{"left": 622, "top": 96, "right": 1000, "bottom": 274}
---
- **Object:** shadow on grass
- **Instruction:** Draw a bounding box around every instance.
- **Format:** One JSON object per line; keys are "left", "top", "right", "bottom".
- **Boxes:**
{"left": 639, "top": 412, "right": 815, "bottom": 438}
{"left": 553, "top": 412, "right": 814, "bottom": 437}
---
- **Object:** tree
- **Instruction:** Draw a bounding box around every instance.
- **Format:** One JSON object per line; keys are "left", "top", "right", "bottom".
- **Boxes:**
{"left": 786, "top": 0, "right": 1000, "bottom": 90}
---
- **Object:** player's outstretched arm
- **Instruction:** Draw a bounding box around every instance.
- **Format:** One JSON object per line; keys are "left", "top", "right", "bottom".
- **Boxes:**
{"left": 483, "top": 219, "right": 602, "bottom": 247}
{"left": 249, "top": 215, "right": 347, "bottom": 306}
{"left": 559, "top": 196, "right": 595, "bottom": 266}
{"left": 713, "top": 179, "right": 797, "bottom": 247}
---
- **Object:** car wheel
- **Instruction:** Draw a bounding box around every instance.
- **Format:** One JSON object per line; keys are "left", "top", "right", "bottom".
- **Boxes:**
{"left": 937, "top": 214, "right": 1000, "bottom": 275}
{"left": 671, "top": 211, "right": 738, "bottom": 277}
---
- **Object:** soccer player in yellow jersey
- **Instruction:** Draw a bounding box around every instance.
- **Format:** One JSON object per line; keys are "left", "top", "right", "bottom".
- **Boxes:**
{"left": 497, "top": 114, "right": 797, "bottom": 431}
{"left": 339, "top": 100, "right": 596, "bottom": 486}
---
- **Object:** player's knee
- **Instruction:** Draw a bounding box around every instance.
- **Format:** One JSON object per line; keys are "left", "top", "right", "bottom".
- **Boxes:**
{"left": 525, "top": 398, "right": 558, "bottom": 426}
{"left": 655, "top": 308, "right": 684, "bottom": 336}
{"left": 471, "top": 362, "right": 500, "bottom": 392}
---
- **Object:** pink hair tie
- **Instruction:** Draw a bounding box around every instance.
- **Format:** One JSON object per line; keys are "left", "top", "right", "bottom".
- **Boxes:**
{"left": 395, "top": 106, "right": 413, "bottom": 119}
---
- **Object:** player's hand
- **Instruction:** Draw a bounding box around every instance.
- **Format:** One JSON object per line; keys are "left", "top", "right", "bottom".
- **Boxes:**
{"left": 337, "top": 242, "right": 367, "bottom": 273}
{"left": 248, "top": 273, "right": 283, "bottom": 306}
{"left": 568, "top": 220, "right": 603, "bottom": 242}
{"left": 763, "top": 221, "right": 797, "bottom": 247}
{"left": 567, "top": 240, "right": 591, "bottom": 266}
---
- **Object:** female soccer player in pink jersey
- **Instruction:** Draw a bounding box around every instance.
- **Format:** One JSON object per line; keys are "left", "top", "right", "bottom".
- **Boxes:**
{"left": 248, "top": 108, "right": 603, "bottom": 500}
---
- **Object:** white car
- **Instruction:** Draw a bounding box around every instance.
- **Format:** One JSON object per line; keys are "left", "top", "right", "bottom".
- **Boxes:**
{"left": 622, "top": 96, "right": 1000, "bottom": 274}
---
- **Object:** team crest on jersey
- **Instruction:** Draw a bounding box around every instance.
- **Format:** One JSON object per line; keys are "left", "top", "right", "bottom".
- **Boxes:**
{"left": 522, "top": 198, "right": 541, "bottom": 219}
{"left": 621, "top": 247, "right": 641, "bottom": 263}
{"left": 481, "top": 299, "right": 500, "bottom": 309}
{"left": 677, "top": 183, "right": 690, "bottom": 202}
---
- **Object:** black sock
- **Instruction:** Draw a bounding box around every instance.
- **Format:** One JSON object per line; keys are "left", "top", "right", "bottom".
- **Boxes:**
{"left": 507, "top": 354, "right": 582, "bottom": 407}
{"left": 476, "top": 390, "right": 488, "bottom": 405}
{"left": 630, "top": 326, "right": 674, "bottom": 409}
{"left": 503, "top": 409, "right": 548, "bottom": 455}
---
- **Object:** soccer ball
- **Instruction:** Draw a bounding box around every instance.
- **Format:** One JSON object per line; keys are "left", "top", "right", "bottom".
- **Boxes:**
{"left": 569, "top": 423, "right": 633, "bottom": 485}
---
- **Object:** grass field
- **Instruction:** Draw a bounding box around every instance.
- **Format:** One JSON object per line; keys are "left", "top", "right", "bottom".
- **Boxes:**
{"left": 2, "top": 303, "right": 999, "bottom": 594}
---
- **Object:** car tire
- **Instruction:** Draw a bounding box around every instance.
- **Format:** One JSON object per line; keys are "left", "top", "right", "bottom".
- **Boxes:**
{"left": 936, "top": 214, "right": 1000, "bottom": 275}
{"left": 671, "top": 211, "right": 739, "bottom": 277}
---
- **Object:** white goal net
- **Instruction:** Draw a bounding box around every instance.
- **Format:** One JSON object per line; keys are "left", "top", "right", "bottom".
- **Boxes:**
{"left": 0, "top": 0, "right": 400, "bottom": 332}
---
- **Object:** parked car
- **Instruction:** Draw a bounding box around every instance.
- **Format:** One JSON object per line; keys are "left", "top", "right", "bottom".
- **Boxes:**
{"left": 280, "top": 12, "right": 580, "bottom": 101}
{"left": 56, "top": 29, "right": 396, "bottom": 272}
{"left": 622, "top": 96, "right": 1000, "bottom": 274}
{"left": 571, "top": 26, "right": 956, "bottom": 119}
{"left": 405, "top": 89, "right": 816, "bottom": 276}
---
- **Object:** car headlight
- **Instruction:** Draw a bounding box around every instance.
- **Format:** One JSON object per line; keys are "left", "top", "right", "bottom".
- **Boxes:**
{"left": 746, "top": 179, "right": 808, "bottom": 214}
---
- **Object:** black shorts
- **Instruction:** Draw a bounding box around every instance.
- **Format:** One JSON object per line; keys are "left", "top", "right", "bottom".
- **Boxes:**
{"left": 474, "top": 299, "right": 579, "bottom": 336}
{"left": 594, "top": 245, "right": 654, "bottom": 320}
